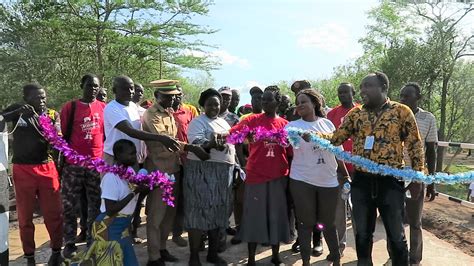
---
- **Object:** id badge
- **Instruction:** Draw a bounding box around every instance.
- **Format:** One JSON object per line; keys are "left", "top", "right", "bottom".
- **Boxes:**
{"left": 364, "top": 135, "right": 375, "bottom": 150}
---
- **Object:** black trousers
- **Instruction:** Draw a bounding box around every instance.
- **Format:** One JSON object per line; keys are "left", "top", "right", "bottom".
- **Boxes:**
{"left": 351, "top": 171, "right": 408, "bottom": 266}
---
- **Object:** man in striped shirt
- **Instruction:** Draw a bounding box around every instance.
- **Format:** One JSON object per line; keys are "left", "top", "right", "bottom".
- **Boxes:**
{"left": 399, "top": 82, "right": 438, "bottom": 266}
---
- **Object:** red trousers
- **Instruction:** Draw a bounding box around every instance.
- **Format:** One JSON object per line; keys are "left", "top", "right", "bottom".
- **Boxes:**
{"left": 13, "top": 162, "right": 63, "bottom": 254}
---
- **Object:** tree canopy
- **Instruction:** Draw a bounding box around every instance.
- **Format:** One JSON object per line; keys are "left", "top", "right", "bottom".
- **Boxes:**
{"left": 0, "top": 0, "right": 217, "bottom": 108}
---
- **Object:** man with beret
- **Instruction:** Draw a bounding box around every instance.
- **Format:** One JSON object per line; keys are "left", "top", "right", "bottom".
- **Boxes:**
{"left": 143, "top": 79, "right": 209, "bottom": 266}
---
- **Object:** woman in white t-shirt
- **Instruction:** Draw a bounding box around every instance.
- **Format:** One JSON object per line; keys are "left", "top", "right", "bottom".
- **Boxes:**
{"left": 184, "top": 89, "right": 235, "bottom": 266}
{"left": 71, "top": 139, "right": 147, "bottom": 266}
{"left": 286, "top": 89, "right": 350, "bottom": 266}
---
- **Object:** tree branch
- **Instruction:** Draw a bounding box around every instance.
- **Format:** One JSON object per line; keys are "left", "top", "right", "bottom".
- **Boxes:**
{"left": 447, "top": 7, "right": 474, "bottom": 34}
{"left": 454, "top": 35, "right": 474, "bottom": 59}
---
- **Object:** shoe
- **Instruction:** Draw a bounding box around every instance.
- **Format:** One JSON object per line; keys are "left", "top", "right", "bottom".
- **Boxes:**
{"left": 291, "top": 241, "right": 300, "bottom": 253}
{"left": 199, "top": 239, "right": 206, "bottom": 251}
{"left": 75, "top": 230, "right": 87, "bottom": 243}
{"left": 62, "top": 243, "right": 77, "bottom": 259}
{"left": 25, "top": 254, "right": 35, "bottom": 266}
{"left": 311, "top": 244, "right": 323, "bottom": 257}
{"left": 230, "top": 236, "right": 242, "bottom": 245}
{"left": 217, "top": 243, "right": 226, "bottom": 253}
{"left": 173, "top": 235, "right": 188, "bottom": 247}
{"left": 226, "top": 227, "right": 237, "bottom": 235}
{"left": 146, "top": 259, "right": 165, "bottom": 266}
{"left": 160, "top": 249, "right": 179, "bottom": 262}
{"left": 248, "top": 257, "right": 256, "bottom": 266}
{"left": 326, "top": 253, "right": 340, "bottom": 262}
{"left": 270, "top": 256, "right": 282, "bottom": 265}
{"left": 133, "top": 237, "right": 146, "bottom": 244}
{"left": 48, "top": 250, "right": 63, "bottom": 266}
{"left": 189, "top": 253, "right": 202, "bottom": 266}
{"left": 206, "top": 254, "right": 227, "bottom": 265}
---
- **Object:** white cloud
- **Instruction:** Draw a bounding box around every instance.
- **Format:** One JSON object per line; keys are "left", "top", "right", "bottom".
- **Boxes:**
{"left": 296, "top": 23, "right": 350, "bottom": 53}
{"left": 213, "top": 50, "right": 251, "bottom": 69}
{"left": 183, "top": 49, "right": 250, "bottom": 69}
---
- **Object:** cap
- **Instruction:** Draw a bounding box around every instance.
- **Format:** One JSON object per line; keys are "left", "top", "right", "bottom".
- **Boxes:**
{"left": 218, "top": 86, "right": 232, "bottom": 96}
{"left": 150, "top": 79, "right": 180, "bottom": 95}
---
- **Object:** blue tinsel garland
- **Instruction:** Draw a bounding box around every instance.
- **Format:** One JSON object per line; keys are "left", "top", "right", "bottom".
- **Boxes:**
{"left": 286, "top": 127, "right": 474, "bottom": 184}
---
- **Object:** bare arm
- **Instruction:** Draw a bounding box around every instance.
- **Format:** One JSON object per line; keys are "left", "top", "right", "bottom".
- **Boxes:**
{"left": 235, "top": 144, "right": 247, "bottom": 168}
{"left": 115, "top": 120, "right": 180, "bottom": 151}
{"left": 104, "top": 186, "right": 147, "bottom": 217}
{"left": 336, "top": 159, "right": 350, "bottom": 185}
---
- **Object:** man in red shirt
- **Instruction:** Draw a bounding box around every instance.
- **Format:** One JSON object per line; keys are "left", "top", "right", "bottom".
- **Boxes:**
{"left": 172, "top": 86, "right": 198, "bottom": 144}
{"left": 326, "top": 82, "right": 357, "bottom": 257}
{"left": 60, "top": 74, "right": 106, "bottom": 258}
{"left": 327, "top": 82, "right": 357, "bottom": 175}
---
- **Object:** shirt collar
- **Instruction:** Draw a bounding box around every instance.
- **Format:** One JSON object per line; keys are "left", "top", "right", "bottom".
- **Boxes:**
{"left": 362, "top": 98, "right": 391, "bottom": 111}
{"left": 153, "top": 103, "right": 172, "bottom": 114}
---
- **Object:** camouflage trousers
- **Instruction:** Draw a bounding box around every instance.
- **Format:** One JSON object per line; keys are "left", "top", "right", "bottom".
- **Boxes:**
{"left": 61, "top": 164, "right": 101, "bottom": 245}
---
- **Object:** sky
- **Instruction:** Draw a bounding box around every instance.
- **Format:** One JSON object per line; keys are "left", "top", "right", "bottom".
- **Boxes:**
{"left": 182, "top": 0, "right": 379, "bottom": 104}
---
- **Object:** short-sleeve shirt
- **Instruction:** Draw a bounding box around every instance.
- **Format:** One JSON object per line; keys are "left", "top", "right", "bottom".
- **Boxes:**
{"left": 219, "top": 110, "right": 240, "bottom": 127}
{"left": 286, "top": 118, "right": 340, "bottom": 188}
{"left": 60, "top": 100, "right": 105, "bottom": 160}
{"left": 103, "top": 100, "right": 142, "bottom": 156}
{"left": 2, "top": 104, "right": 60, "bottom": 164}
{"left": 230, "top": 113, "right": 291, "bottom": 184}
{"left": 403, "top": 108, "right": 438, "bottom": 167}
{"left": 173, "top": 104, "right": 196, "bottom": 143}
{"left": 100, "top": 172, "right": 138, "bottom": 215}
{"left": 327, "top": 105, "right": 357, "bottom": 173}
{"left": 187, "top": 114, "right": 235, "bottom": 164}
{"left": 183, "top": 103, "right": 199, "bottom": 118}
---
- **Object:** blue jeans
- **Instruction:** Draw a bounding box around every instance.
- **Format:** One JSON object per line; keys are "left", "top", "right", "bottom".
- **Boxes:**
{"left": 351, "top": 171, "right": 408, "bottom": 266}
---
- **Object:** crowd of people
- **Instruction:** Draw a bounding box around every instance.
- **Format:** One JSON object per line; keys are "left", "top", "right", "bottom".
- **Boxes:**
{"left": 0, "top": 71, "right": 440, "bottom": 266}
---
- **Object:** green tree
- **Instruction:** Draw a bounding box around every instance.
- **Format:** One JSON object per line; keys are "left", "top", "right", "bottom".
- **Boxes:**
{"left": 0, "top": 0, "right": 217, "bottom": 109}
{"left": 412, "top": 2, "right": 474, "bottom": 171}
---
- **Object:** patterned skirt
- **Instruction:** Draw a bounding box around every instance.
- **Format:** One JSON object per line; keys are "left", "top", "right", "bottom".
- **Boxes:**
{"left": 68, "top": 213, "right": 138, "bottom": 266}
{"left": 183, "top": 160, "right": 233, "bottom": 231}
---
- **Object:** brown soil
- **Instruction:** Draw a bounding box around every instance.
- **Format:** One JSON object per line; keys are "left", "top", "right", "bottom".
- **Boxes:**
{"left": 422, "top": 196, "right": 474, "bottom": 256}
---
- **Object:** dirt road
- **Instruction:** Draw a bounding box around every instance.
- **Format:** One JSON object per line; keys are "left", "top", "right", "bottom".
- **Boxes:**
{"left": 8, "top": 209, "right": 474, "bottom": 265}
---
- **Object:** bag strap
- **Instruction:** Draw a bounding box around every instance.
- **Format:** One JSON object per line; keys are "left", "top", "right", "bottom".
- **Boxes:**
{"left": 63, "top": 100, "right": 76, "bottom": 143}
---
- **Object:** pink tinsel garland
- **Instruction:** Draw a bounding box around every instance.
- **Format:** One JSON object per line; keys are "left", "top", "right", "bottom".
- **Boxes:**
{"left": 38, "top": 115, "right": 175, "bottom": 206}
{"left": 226, "top": 126, "right": 288, "bottom": 146}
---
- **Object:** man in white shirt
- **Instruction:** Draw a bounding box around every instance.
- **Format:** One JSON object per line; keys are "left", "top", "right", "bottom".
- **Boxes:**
{"left": 103, "top": 75, "right": 180, "bottom": 166}
{"left": 399, "top": 82, "right": 438, "bottom": 266}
